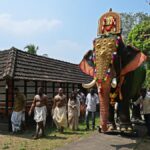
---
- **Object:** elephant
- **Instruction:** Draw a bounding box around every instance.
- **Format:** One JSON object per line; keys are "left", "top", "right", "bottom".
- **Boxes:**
{"left": 79, "top": 9, "right": 147, "bottom": 132}
{"left": 108, "top": 64, "right": 146, "bottom": 131}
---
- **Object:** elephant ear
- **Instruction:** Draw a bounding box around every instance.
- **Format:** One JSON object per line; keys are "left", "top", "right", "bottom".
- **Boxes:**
{"left": 79, "top": 50, "right": 94, "bottom": 77}
{"left": 121, "top": 46, "right": 147, "bottom": 76}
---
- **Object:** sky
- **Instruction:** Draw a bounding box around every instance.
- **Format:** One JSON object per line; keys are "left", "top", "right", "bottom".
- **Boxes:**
{"left": 0, "top": 0, "right": 149, "bottom": 64}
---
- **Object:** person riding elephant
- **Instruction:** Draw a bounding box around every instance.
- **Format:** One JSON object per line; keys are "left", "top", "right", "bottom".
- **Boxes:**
{"left": 79, "top": 9, "right": 147, "bottom": 132}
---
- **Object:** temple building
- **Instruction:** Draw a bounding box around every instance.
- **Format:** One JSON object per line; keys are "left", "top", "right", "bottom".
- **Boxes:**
{"left": 0, "top": 47, "right": 91, "bottom": 130}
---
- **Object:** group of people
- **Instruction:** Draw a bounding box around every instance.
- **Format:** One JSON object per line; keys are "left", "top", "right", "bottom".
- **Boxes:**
{"left": 11, "top": 87, "right": 99, "bottom": 139}
{"left": 11, "top": 85, "right": 150, "bottom": 139}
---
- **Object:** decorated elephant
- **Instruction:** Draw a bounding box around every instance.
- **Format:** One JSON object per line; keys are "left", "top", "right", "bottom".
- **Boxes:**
{"left": 108, "top": 64, "right": 146, "bottom": 131}
{"left": 79, "top": 9, "right": 147, "bottom": 132}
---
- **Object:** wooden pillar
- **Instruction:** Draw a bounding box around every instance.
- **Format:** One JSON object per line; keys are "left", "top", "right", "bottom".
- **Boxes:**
{"left": 72, "top": 83, "right": 75, "bottom": 91}
{"left": 24, "top": 80, "right": 27, "bottom": 97}
{"left": 5, "top": 80, "right": 8, "bottom": 116}
{"left": 66, "top": 83, "right": 69, "bottom": 100}
{"left": 52, "top": 82, "right": 55, "bottom": 97}
{"left": 11, "top": 80, "right": 14, "bottom": 108}
{"left": 60, "top": 82, "right": 62, "bottom": 88}
{"left": 78, "top": 84, "right": 80, "bottom": 89}
{"left": 35, "top": 81, "right": 37, "bottom": 94}
{"left": 45, "top": 81, "right": 47, "bottom": 94}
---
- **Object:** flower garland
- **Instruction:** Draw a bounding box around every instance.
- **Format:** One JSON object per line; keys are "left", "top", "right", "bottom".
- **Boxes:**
{"left": 110, "top": 92, "right": 118, "bottom": 106}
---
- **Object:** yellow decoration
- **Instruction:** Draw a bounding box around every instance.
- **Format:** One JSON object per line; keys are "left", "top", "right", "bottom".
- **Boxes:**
{"left": 94, "top": 37, "right": 116, "bottom": 81}
{"left": 110, "top": 92, "right": 118, "bottom": 106}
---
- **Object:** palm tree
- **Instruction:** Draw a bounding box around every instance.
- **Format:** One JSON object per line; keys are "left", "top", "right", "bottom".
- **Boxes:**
{"left": 24, "top": 44, "right": 39, "bottom": 55}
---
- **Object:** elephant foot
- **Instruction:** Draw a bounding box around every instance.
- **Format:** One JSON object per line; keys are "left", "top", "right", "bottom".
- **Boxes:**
{"left": 116, "top": 126, "right": 120, "bottom": 131}
{"left": 108, "top": 126, "right": 114, "bottom": 131}
{"left": 120, "top": 124, "right": 133, "bottom": 132}
{"left": 108, "top": 124, "right": 116, "bottom": 131}
{"left": 101, "top": 124, "right": 108, "bottom": 133}
{"left": 120, "top": 127, "right": 126, "bottom": 132}
{"left": 127, "top": 127, "right": 133, "bottom": 132}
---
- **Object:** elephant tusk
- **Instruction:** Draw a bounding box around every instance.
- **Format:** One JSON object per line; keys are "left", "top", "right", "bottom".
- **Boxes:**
{"left": 82, "top": 79, "right": 96, "bottom": 89}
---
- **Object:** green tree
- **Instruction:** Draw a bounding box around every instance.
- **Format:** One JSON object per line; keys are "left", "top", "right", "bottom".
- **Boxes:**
{"left": 24, "top": 44, "right": 39, "bottom": 55}
{"left": 145, "top": 70, "right": 150, "bottom": 88}
{"left": 120, "top": 12, "right": 150, "bottom": 40}
{"left": 127, "top": 20, "right": 150, "bottom": 88}
{"left": 146, "top": 0, "right": 150, "bottom": 5}
{"left": 127, "top": 20, "right": 150, "bottom": 57}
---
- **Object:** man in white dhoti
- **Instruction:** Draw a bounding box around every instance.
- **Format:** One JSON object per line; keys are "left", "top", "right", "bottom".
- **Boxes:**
{"left": 11, "top": 87, "right": 26, "bottom": 133}
{"left": 29, "top": 87, "right": 49, "bottom": 139}
{"left": 68, "top": 91, "right": 80, "bottom": 130}
{"left": 53, "top": 88, "right": 67, "bottom": 133}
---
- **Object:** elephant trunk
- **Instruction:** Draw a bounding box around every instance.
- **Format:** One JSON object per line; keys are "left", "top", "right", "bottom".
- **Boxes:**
{"left": 93, "top": 37, "right": 116, "bottom": 132}
{"left": 97, "top": 79, "right": 111, "bottom": 132}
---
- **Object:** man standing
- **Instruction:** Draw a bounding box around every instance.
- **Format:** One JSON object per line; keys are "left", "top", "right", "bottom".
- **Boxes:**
{"left": 11, "top": 87, "right": 26, "bottom": 133}
{"left": 28, "top": 87, "right": 49, "bottom": 139}
{"left": 77, "top": 89, "right": 86, "bottom": 122}
{"left": 133, "top": 88, "right": 150, "bottom": 137}
{"left": 85, "top": 89, "right": 99, "bottom": 130}
{"left": 52, "top": 88, "right": 67, "bottom": 133}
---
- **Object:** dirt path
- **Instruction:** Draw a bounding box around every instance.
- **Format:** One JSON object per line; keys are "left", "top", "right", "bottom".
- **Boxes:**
{"left": 56, "top": 132, "right": 137, "bottom": 150}
{"left": 55, "top": 131, "right": 149, "bottom": 150}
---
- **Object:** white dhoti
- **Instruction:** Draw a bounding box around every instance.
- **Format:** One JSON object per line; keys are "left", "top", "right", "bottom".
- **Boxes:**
{"left": 34, "top": 106, "right": 47, "bottom": 124}
{"left": 34, "top": 106, "right": 47, "bottom": 135}
{"left": 53, "top": 106, "right": 67, "bottom": 128}
{"left": 11, "top": 111, "right": 25, "bottom": 132}
{"left": 68, "top": 108, "right": 79, "bottom": 130}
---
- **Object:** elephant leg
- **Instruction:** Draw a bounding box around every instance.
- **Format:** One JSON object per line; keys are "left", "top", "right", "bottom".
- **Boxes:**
{"left": 132, "top": 96, "right": 142, "bottom": 121}
{"left": 119, "top": 98, "right": 130, "bottom": 123}
{"left": 130, "top": 65, "right": 146, "bottom": 121}
{"left": 118, "top": 73, "right": 133, "bottom": 131}
{"left": 132, "top": 105, "right": 142, "bottom": 120}
{"left": 119, "top": 99, "right": 132, "bottom": 130}
{"left": 98, "top": 92, "right": 109, "bottom": 132}
{"left": 108, "top": 104, "right": 116, "bottom": 130}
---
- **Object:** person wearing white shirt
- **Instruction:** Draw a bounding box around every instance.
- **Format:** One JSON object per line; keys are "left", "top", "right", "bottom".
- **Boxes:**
{"left": 134, "top": 88, "right": 150, "bottom": 137}
{"left": 85, "top": 89, "right": 99, "bottom": 130}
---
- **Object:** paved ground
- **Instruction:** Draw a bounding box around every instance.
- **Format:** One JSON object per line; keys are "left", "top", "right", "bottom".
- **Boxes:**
{"left": 56, "top": 126, "right": 150, "bottom": 150}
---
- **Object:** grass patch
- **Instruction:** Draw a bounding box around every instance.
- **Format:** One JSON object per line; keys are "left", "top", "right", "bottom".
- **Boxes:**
{"left": 2, "top": 142, "right": 11, "bottom": 150}
{"left": 0, "top": 117, "right": 100, "bottom": 150}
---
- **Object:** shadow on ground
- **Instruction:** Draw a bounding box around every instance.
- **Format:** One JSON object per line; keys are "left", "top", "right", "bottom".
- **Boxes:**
{"left": 0, "top": 125, "right": 86, "bottom": 140}
{"left": 111, "top": 143, "right": 137, "bottom": 150}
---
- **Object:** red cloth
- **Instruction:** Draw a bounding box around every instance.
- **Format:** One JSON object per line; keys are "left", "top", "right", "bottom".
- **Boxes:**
{"left": 121, "top": 52, "right": 147, "bottom": 76}
{"left": 79, "top": 58, "right": 94, "bottom": 77}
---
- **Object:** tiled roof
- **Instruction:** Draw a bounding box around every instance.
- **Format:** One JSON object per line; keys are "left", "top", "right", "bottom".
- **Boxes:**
{"left": 0, "top": 47, "right": 92, "bottom": 83}
{"left": 0, "top": 49, "right": 16, "bottom": 80}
